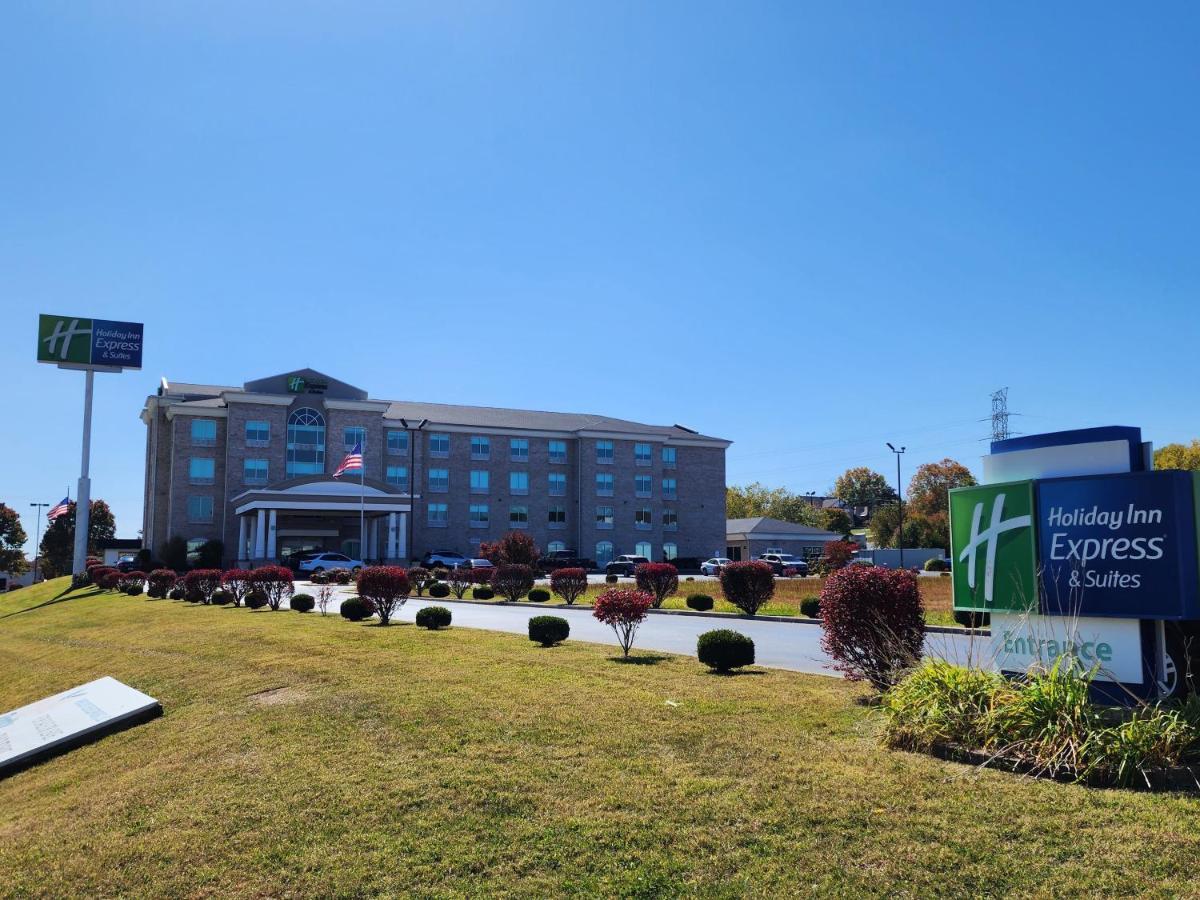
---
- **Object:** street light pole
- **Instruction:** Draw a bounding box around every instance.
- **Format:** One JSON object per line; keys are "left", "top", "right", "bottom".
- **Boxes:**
{"left": 29, "top": 502, "right": 49, "bottom": 582}
{"left": 886, "top": 443, "right": 906, "bottom": 569}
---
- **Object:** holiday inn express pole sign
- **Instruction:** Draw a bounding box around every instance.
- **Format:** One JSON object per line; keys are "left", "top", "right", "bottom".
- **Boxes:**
{"left": 37, "top": 313, "right": 144, "bottom": 578}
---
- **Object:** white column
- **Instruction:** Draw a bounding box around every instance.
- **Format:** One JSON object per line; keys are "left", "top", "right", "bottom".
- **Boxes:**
{"left": 369, "top": 519, "right": 379, "bottom": 560}
{"left": 238, "top": 516, "right": 248, "bottom": 561}
{"left": 387, "top": 512, "right": 397, "bottom": 560}
{"left": 254, "top": 509, "right": 266, "bottom": 559}
{"left": 267, "top": 509, "right": 277, "bottom": 560}
{"left": 398, "top": 512, "right": 408, "bottom": 560}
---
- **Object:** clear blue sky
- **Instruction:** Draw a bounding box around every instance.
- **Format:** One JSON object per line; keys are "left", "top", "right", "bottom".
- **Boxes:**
{"left": 3, "top": 2, "right": 1198, "bottom": 552}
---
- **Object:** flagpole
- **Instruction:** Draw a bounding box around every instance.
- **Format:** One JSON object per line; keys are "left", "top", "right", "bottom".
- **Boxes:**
{"left": 360, "top": 459, "right": 365, "bottom": 562}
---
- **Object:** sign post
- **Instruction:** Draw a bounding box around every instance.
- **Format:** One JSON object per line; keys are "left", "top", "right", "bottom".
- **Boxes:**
{"left": 37, "top": 315, "right": 144, "bottom": 577}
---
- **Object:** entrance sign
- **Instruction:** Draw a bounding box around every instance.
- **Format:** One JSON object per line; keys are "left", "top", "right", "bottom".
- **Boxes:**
{"left": 0, "top": 677, "right": 161, "bottom": 778}
{"left": 989, "top": 613, "right": 1144, "bottom": 685}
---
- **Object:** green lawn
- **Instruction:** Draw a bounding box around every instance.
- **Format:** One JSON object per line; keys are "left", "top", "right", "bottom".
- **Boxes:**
{"left": 2, "top": 578, "right": 1199, "bottom": 897}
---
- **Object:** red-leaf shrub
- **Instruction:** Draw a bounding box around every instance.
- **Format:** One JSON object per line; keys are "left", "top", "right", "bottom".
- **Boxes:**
{"left": 184, "top": 569, "right": 223, "bottom": 605}
{"left": 94, "top": 568, "right": 120, "bottom": 591}
{"left": 408, "top": 567, "right": 434, "bottom": 596}
{"left": 818, "top": 540, "right": 859, "bottom": 573}
{"left": 447, "top": 566, "right": 484, "bottom": 599}
{"left": 117, "top": 570, "right": 147, "bottom": 592}
{"left": 220, "top": 569, "right": 252, "bottom": 607}
{"left": 491, "top": 564, "right": 535, "bottom": 602}
{"left": 819, "top": 565, "right": 924, "bottom": 692}
{"left": 635, "top": 563, "right": 678, "bottom": 609}
{"left": 355, "top": 566, "right": 411, "bottom": 625}
{"left": 549, "top": 568, "right": 588, "bottom": 605}
{"left": 147, "top": 568, "right": 177, "bottom": 598}
{"left": 719, "top": 561, "right": 775, "bottom": 616}
{"left": 592, "top": 588, "right": 654, "bottom": 658}
{"left": 249, "top": 565, "right": 295, "bottom": 611}
{"left": 480, "top": 531, "right": 541, "bottom": 568}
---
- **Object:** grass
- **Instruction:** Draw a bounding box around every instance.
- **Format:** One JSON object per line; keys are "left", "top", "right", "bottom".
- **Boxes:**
{"left": 5, "top": 578, "right": 1200, "bottom": 896}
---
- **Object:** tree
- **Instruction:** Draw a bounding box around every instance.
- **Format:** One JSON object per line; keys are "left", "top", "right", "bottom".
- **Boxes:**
{"left": 820, "top": 540, "right": 859, "bottom": 572}
{"left": 635, "top": 563, "right": 679, "bottom": 608}
{"left": 0, "top": 504, "right": 29, "bottom": 575}
{"left": 549, "top": 568, "right": 588, "bottom": 605}
{"left": 868, "top": 504, "right": 946, "bottom": 551}
{"left": 819, "top": 566, "right": 924, "bottom": 692}
{"left": 249, "top": 565, "right": 295, "bottom": 611}
{"left": 220, "top": 569, "right": 253, "bottom": 607}
{"left": 1155, "top": 440, "right": 1200, "bottom": 471}
{"left": 719, "top": 561, "right": 776, "bottom": 616}
{"left": 356, "top": 566, "right": 411, "bottom": 625}
{"left": 491, "top": 564, "right": 535, "bottom": 602}
{"left": 184, "top": 569, "right": 223, "bottom": 605}
{"left": 725, "top": 483, "right": 821, "bottom": 526}
{"left": 447, "top": 566, "right": 483, "bottom": 599}
{"left": 832, "top": 467, "right": 896, "bottom": 513}
{"left": 592, "top": 588, "right": 654, "bottom": 658}
{"left": 161, "top": 535, "right": 188, "bottom": 572}
{"left": 38, "top": 500, "right": 116, "bottom": 577}
{"left": 906, "top": 459, "right": 976, "bottom": 520}
{"left": 480, "top": 531, "right": 541, "bottom": 568}
{"left": 819, "top": 508, "right": 853, "bottom": 536}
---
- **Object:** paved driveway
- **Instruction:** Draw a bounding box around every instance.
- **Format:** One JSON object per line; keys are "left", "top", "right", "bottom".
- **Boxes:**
{"left": 301, "top": 585, "right": 982, "bottom": 677}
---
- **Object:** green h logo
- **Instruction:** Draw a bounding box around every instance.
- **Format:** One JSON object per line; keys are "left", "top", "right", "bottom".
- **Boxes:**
{"left": 950, "top": 481, "right": 1037, "bottom": 613}
{"left": 38, "top": 315, "right": 93, "bottom": 364}
{"left": 287, "top": 376, "right": 306, "bottom": 393}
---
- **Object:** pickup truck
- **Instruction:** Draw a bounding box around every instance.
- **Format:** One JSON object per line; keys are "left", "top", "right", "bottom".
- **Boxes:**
{"left": 537, "top": 550, "right": 596, "bottom": 572}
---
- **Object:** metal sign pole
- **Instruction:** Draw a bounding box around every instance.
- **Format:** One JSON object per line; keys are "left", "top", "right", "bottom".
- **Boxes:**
{"left": 73, "top": 369, "right": 95, "bottom": 577}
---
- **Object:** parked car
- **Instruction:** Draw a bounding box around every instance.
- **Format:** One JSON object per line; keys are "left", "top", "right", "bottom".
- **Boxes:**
{"left": 461, "top": 558, "right": 495, "bottom": 572}
{"left": 700, "top": 557, "right": 731, "bottom": 576}
{"left": 758, "top": 553, "right": 810, "bottom": 576}
{"left": 421, "top": 550, "right": 469, "bottom": 569}
{"left": 537, "top": 549, "right": 596, "bottom": 572}
{"left": 605, "top": 554, "right": 650, "bottom": 577}
{"left": 115, "top": 554, "right": 138, "bottom": 573}
{"left": 297, "top": 552, "right": 365, "bottom": 575}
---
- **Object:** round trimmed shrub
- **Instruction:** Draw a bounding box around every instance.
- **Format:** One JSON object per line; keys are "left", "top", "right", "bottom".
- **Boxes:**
{"left": 799, "top": 597, "right": 821, "bottom": 618}
{"left": 605, "top": 574, "right": 618, "bottom": 584}
{"left": 184, "top": 588, "right": 203, "bottom": 603}
{"left": 291, "top": 593, "right": 315, "bottom": 613}
{"left": 686, "top": 593, "right": 714, "bottom": 612}
{"left": 168, "top": 586, "right": 185, "bottom": 601}
{"left": 209, "top": 589, "right": 233, "bottom": 606}
{"left": 719, "top": 561, "right": 775, "bottom": 616}
{"left": 697, "top": 629, "right": 756, "bottom": 672}
{"left": 428, "top": 582, "right": 450, "bottom": 599}
{"left": 416, "top": 606, "right": 452, "bottom": 629}
{"left": 953, "top": 609, "right": 990, "bottom": 629}
{"left": 125, "top": 584, "right": 144, "bottom": 596}
{"left": 339, "top": 597, "right": 373, "bottom": 621}
{"left": 473, "top": 586, "right": 495, "bottom": 600}
{"left": 244, "top": 590, "right": 268, "bottom": 610}
{"left": 924, "top": 557, "right": 948, "bottom": 572}
{"left": 528, "top": 615, "right": 569, "bottom": 647}
{"left": 528, "top": 587, "right": 551, "bottom": 602}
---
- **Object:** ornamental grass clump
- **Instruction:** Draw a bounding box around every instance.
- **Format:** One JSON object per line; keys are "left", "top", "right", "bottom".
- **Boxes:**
{"left": 592, "top": 588, "right": 654, "bottom": 658}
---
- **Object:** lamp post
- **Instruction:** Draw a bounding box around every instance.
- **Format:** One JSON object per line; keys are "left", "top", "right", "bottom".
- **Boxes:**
{"left": 886, "top": 443, "right": 906, "bottom": 569}
{"left": 29, "top": 502, "right": 49, "bottom": 583}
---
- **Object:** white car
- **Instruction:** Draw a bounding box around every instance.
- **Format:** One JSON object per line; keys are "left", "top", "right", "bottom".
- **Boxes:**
{"left": 297, "top": 552, "right": 365, "bottom": 575}
{"left": 701, "top": 557, "right": 732, "bottom": 576}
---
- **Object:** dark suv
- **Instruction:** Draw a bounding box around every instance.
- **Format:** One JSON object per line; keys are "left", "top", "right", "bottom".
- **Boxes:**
{"left": 605, "top": 554, "right": 650, "bottom": 577}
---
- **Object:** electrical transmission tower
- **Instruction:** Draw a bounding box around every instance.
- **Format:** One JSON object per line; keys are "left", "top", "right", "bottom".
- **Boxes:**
{"left": 990, "top": 388, "right": 1012, "bottom": 441}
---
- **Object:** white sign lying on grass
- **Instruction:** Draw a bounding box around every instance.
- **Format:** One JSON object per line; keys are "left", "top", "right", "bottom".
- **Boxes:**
{"left": 0, "top": 677, "right": 161, "bottom": 777}
{"left": 989, "top": 613, "right": 1143, "bottom": 685}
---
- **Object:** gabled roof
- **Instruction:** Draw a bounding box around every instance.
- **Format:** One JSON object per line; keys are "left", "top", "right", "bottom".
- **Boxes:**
{"left": 726, "top": 517, "right": 843, "bottom": 540}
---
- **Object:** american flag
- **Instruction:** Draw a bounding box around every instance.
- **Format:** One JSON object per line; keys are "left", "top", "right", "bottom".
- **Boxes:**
{"left": 333, "top": 441, "right": 363, "bottom": 477}
{"left": 47, "top": 497, "right": 71, "bottom": 522}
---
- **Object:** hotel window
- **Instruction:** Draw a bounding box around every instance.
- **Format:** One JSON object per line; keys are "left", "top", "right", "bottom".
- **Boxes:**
{"left": 429, "top": 433, "right": 450, "bottom": 457}
{"left": 595, "top": 506, "right": 614, "bottom": 529}
{"left": 386, "top": 430, "right": 409, "bottom": 455}
{"left": 663, "top": 542, "right": 678, "bottom": 561}
{"left": 509, "top": 471, "right": 529, "bottom": 495}
{"left": 548, "top": 440, "right": 567, "bottom": 464}
{"left": 469, "top": 504, "right": 489, "bottom": 528}
{"left": 548, "top": 506, "right": 566, "bottom": 528}
{"left": 344, "top": 426, "right": 366, "bottom": 452}
{"left": 635, "top": 541, "right": 652, "bottom": 559}
{"left": 189, "top": 457, "right": 215, "bottom": 485}
{"left": 286, "top": 408, "right": 325, "bottom": 477}
{"left": 428, "top": 468, "right": 449, "bottom": 492}
{"left": 509, "top": 505, "right": 529, "bottom": 528}
{"left": 662, "top": 508, "right": 678, "bottom": 531}
{"left": 662, "top": 478, "right": 677, "bottom": 499}
{"left": 470, "top": 470, "right": 490, "bottom": 493}
{"left": 510, "top": 438, "right": 529, "bottom": 462}
{"left": 427, "top": 503, "right": 448, "bottom": 527}
{"left": 386, "top": 466, "right": 409, "bottom": 490}
{"left": 548, "top": 472, "right": 566, "bottom": 496}
{"left": 635, "top": 475, "right": 652, "bottom": 498}
{"left": 471, "top": 436, "right": 490, "bottom": 460}
{"left": 635, "top": 506, "right": 653, "bottom": 530}
{"left": 187, "top": 496, "right": 213, "bottom": 523}
{"left": 245, "top": 420, "right": 270, "bottom": 447}
{"left": 596, "top": 472, "right": 614, "bottom": 496}
{"left": 243, "top": 458, "right": 268, "bottom": 485}
{"left": 662, "top": 446, "right": 677, "bottom": 468}
{"left": 595, "top": 541, "right": 615, "bottom": 567}
{"left": 596, "top": 440, "right": 614, "bottom": 464}
{"left": 548, "top": 540, "right": 566, "bottom": 554}
{"left": 191, "top": 418, "right": 217, "bottom": 446}
{"left": 634, "top": 442, "right": 652, "bottom": 465}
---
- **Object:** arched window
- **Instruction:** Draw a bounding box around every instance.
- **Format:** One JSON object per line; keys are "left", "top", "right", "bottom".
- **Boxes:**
{"left": 635, "top": 541, "right": 652, "bottom": 559}
{"left": 662, "top": 542, "right": 678, "bottom": 561}
{"left": 287, "top": 407, "right": 326, "bottom": 477}
{"left": 595, "top": 541, "right": 614, "bottom": 567}
{"left": 548, "top": 540, "right": 566, "bottom": 554}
